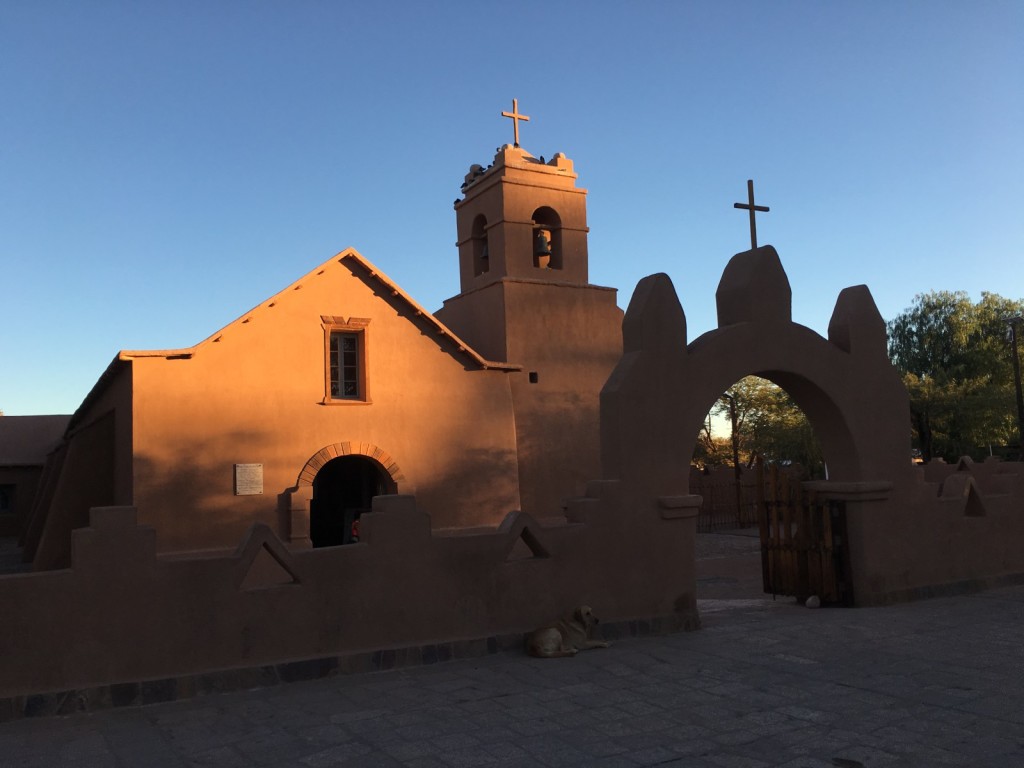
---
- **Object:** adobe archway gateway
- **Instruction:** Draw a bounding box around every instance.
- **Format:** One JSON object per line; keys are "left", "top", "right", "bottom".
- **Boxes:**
{"left": 601, "top": 245, "right": 913, "bottom": 606}
{"left": 684, "top": 247, "right": 910, "bottom": 485}
{"left": 602, "top": 245, "right": 912, "bottom": 487}
{"left": 600, "top": 244, "right": 1024, "bottom": 607}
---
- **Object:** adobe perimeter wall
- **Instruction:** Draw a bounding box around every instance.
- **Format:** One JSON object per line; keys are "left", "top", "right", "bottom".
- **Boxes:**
{"left": 830, "top": 458, "right": 1024, "bottom": 604}
{"left": 0, "top": 490, "right": 698, "bottom": 711}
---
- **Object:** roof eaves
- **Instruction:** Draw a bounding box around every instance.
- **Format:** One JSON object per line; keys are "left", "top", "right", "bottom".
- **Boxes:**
{"left": 66, "top": 354, "right": 128, "bottom": 436}
{"left": 338, "top": 251, "right": 522, "bottom": 372}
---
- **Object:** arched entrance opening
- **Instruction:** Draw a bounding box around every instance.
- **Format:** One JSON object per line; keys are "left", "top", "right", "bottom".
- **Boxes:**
{"left": 695, "top": 375, "right": 826, "bottom": 490}
{"left": 691, "top": 373, "right": 847, "bottom": 605}
{"left": 310, "top": 456, "right": 397, "bottom": 547}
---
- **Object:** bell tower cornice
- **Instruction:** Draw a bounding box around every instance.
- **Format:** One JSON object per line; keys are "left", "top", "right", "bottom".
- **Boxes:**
{"left": 456, "top": 145, "right": 584, "bottom": 207}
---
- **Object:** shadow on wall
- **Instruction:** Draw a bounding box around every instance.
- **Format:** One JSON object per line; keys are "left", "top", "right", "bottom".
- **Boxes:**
{"left": 339, "top": 445, "right": 521, "bottom": 532}
{"left": 0, "top": 490, "right": 702, "bottom": 704}
{"left": 128, "top": 429, "right": 280, "bottom": 555}
{"left": 32, "top": 413, "right": 116, "bottom": 570}
{"left": 355, "top": 262, "right": 484, "bottom": 372}
{"left": 132, "top": 436, "right": 523, "bottom": 552}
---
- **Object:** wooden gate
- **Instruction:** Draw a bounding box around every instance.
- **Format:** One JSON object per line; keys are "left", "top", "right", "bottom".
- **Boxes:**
{"left": 757, "top": 462, "right": 854, "bottom": 605}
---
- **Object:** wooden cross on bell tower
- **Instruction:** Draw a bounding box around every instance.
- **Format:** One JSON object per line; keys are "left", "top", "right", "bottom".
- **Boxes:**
{"left": 501, "top": 98, "right": 530, "bottom": 147}
{"left": 733, "top": 179, "right": 770, "bottom": 250}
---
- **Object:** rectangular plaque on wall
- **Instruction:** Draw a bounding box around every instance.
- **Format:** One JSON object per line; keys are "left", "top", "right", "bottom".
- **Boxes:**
{"left": 234, "top": 464, "right": 264, "bottom": 496}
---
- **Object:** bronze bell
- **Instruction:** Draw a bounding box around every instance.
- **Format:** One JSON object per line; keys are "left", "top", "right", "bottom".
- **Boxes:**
{"left": 534, "top": 229, "right": 552, "bottom": 256}
{"left": 534, "top": 229, "right": 552, "bottom": 269}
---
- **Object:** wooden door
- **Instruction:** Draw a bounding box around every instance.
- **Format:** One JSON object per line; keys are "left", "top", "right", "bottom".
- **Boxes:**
{"left": 757, "top": 461, "right": 853, "bottom": 605}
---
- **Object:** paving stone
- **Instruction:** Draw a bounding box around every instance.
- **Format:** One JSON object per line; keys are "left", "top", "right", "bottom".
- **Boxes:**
{"left": 706, "top": 753, "right": 773, "bottom": 767}
{"left": 588, "top": 756, "right": 646, "bottom": 768}
{"left": 188, "top": 745, "right": 252, "bottom": 767}
{"left": 297, "top": 739, "right": 374, "bottom": 766}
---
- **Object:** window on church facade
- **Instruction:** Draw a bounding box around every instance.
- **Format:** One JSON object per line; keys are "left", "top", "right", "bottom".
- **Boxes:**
{"left": 322, "top": 317, "right": 370, "bottom": 404}
{"left": 330, "top": 333, "right": 360, "bottom": 398}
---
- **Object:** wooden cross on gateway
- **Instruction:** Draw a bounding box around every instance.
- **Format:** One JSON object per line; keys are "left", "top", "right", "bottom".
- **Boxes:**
{"left": 734, "top": 179, "right": 770, "bottom": 250}
{"left": 501, "top": 98, "right": 530, "bottom": 147}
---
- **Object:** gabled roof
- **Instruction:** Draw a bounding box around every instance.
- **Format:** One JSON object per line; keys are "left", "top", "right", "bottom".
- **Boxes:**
{"left": 69, "top": 249, "right": 519, "bottom": 432}
{"left": 0, "top": 415, "right": 71, "bottom": 466}
{"left": 118, "top": 248, "right": 518, "bottom": 371}
{"left": 340, "top": 250, "right": 521, "bottom": 371}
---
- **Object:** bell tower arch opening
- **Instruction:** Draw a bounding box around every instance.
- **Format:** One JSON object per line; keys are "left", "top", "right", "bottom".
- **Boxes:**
{"left": 471, "top": 213, "right": 489, "bottom": 276}
{"left": 309, "top": 455, "right": 397, "bottom": 547}
{"left": 531, "top": 206, "right": 562, "bottom": 270}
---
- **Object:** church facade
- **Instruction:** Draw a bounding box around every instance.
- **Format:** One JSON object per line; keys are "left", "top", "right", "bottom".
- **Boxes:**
{"left": 22, "top": 142, "right": 623, "bottom": 570}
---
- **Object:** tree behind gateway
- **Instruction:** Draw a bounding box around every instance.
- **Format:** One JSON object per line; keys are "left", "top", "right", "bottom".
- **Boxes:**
{"left": 887, "top": 290, "right": 1024, "bottom": 462}
{"left": 696, "top": 376, "right": 825, "bottom": 479}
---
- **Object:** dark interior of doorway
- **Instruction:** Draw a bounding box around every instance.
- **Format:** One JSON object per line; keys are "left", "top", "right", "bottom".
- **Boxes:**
{"left": 310, "top": 456, "right": 395, "bottom": 547}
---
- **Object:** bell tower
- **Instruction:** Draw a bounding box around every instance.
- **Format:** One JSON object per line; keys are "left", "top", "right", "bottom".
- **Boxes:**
{"left": 435, "top": 103, "right": 623, "bottom": 518}
{"left": 453, "top": 144, "right": 591, "bottom": 291}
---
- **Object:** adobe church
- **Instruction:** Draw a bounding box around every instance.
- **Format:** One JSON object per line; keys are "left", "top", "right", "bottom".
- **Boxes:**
{"left": 14, "top": 116, "right": 624, "bottom": 571}
{"left": 4, "top": 104, "right": 1024, "bottom": 710}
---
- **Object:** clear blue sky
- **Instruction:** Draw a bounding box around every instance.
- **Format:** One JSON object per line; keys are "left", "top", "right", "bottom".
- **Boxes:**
{"left": 2, "top": 1, "right": 1022, "bottom": 415}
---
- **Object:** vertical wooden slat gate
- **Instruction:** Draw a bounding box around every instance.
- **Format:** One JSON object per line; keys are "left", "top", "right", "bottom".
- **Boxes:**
{"left": 757, "top": 461, "right": 854, "bottom": 605}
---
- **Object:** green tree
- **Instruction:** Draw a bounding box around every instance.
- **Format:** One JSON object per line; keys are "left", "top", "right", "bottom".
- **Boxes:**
{"left": 700, "top": 376, "right": 825, "bottom": 478}
{"left": 887, "top": 291, "right": 1024, "bottom": 462}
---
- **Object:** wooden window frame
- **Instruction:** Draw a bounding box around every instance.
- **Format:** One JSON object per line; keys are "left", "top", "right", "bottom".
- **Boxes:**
{"left": 321, "top": 316, "right": 371, "bottom": 405}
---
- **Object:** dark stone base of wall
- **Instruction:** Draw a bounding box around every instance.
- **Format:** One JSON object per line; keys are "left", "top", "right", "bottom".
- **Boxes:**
{"left": 0, "top": 610, "right": 700, "bottom": 722}
{"left": 860, "top": 571, "right": 1024, "bottom": 606}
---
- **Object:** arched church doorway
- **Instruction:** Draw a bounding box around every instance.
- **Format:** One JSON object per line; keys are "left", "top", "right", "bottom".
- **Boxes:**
{"left": 309, "top": 456, "right": 396, "bottom": 547}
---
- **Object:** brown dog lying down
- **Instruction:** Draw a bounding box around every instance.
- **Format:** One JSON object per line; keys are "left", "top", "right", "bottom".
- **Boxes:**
{"left": 526, "top": 605, "right": 611, "bottom": 658}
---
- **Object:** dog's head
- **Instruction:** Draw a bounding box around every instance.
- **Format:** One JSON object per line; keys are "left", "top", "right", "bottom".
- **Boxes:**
{"left": 574, "top": 605, "right": 599, "bottom": 630}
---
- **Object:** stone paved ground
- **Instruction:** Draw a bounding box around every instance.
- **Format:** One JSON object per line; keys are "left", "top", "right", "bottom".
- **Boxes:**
{"left": 1, "top": 536, "right": 1022, "bottom": 767}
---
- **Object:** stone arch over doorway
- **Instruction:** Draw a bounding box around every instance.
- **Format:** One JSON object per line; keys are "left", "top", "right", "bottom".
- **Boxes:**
{"left": 285, "top": 443, "right": 406, "bottom": 549}
{"left": 296, "top": 442, "right": 405, "bottom": 488}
